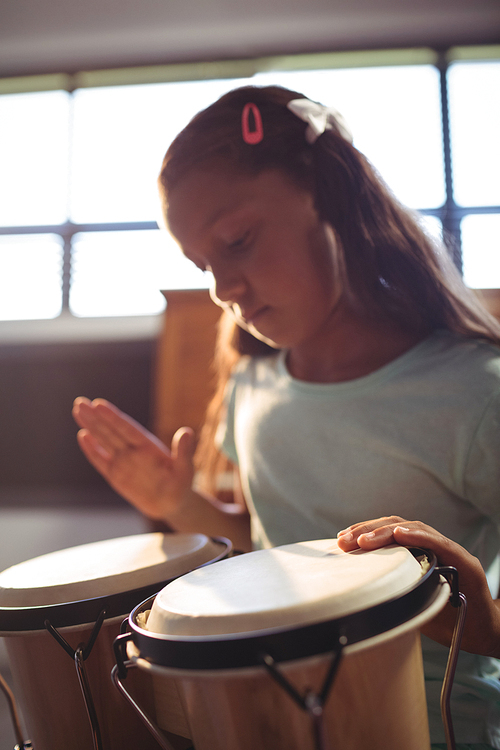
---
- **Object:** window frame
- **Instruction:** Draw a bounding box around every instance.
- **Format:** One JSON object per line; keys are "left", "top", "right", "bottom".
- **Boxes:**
{"left": 0, "top": 46, "right": 499, "bottom": 333}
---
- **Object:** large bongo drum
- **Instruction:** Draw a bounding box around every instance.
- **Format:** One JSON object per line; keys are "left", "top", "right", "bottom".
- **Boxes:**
{"left": 113, "top": 539, "right": 464, "bottom": 750}
{"left": 0, "top": 532, "right": 231, "bottom": 750}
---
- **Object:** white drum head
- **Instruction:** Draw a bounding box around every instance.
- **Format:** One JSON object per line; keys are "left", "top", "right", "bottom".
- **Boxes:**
{"left": 147, "top": 539, "right": 425, "bottom": 637}
{"left": 0, "top": 532, "right": 224, "bottom": 608}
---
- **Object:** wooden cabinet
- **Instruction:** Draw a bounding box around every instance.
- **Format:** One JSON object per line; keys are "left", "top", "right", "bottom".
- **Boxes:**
{"left": 475, "top": 289, "right": 500, "bottom": 321}
{"left": 153, "top": 289, "right": 222, "bottom": 446}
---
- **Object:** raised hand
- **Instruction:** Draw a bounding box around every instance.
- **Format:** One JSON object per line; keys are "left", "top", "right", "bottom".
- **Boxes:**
{"left": 72, "top": 397, "right": 196, "bottom": 521}
{"left": 337, "top": 516, "right": 500, "bottom": 658}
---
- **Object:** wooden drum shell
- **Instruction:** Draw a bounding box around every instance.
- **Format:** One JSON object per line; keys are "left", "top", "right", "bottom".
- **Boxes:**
{"left": 151, "top": 628, "right": 430, "bottom": 750}
{"left": 6, "top": 617, "right": 159, "bottom": 750}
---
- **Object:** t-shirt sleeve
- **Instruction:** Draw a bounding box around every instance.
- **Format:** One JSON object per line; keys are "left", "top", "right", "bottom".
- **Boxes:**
{"left": 215, "top": 375, "right": 239, "bottom": 466}
{"left": 463, "top": 387, "right": 500, "bottom": 525}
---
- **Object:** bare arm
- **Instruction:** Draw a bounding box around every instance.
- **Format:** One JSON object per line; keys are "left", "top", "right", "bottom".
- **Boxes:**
{"left": 72, "top": 397, "right": 252, "bottom": 551}
{"left": 337, "top": 516, "right": 500, "bottom": 658}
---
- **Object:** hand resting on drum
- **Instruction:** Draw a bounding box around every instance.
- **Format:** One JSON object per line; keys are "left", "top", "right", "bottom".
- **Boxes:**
{"left": 337, "top": 516, "right": 500, "bottom": 659}
{"left": 72, "top": 397, "right": 251, "bottom": 550}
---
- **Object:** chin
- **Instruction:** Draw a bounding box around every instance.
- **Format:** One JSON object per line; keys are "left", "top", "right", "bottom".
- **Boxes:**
{"left": 238, "top": 322, "right": 281, "bottom": 350}
{"left": 257, "top": 335, "right": 281, "bottom": 350}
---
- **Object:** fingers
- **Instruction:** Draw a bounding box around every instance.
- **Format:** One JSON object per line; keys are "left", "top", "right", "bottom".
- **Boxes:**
{"left": 171, "top": 427, "right": 196, "bottom": 477}
{"left": 337, "top": 515, "right": 406, "bottom": 538}
{"left": 390, "top": 525, "right": 478, "bottom": 579}
{"left": 336, "top": 518, "right": 468, "bottom": 574}
{"left": 351, "top": 522, "right": 436, "bottom": 552}
{"left": 76, "top": 428, "right": 114, "bottom": 478}
{"left": 337, "top": 516, "right": 406, "bottom": 550}
{"left": 73, "top": 398, "right": 121, "bottom": 447}
{"left": 72, "top": 397, "right": 151, "bottom": 452}
{"left": 72, "top": 396, "right": 92, "bottom": 429}
{"left": 171, "top": 426, "right": 196, "bottom": 456}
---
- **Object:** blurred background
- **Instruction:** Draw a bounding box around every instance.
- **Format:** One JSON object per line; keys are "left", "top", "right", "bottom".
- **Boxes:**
{"left": 0, "top": 0, "right": 499, "bottom": 745}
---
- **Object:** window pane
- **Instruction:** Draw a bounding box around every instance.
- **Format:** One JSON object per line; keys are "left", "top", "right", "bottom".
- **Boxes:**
{"left": 448, "top": 61, "right": 500, "bottom": 207}
{"left": 0, "top": 235, "right": 63, "bottom": 320}
{"left": 70, "top": 230, "right": 209, "bottom": 317}
{"left": 254, "top": 66, "right": 445, "bottom": 209}
{"left": 462, "top": 214, "right": 500, "bottom": 289}
{"left": 70, "top": 78, "right": 252, "bottom": 224}
{"left": 0, "top": 91, "right": 70, "bottom": 227}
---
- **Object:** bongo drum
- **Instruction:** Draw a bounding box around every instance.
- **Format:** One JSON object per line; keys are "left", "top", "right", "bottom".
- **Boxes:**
{"left": 113, "top": 539, "right": 464, "bottom": 750}
{"left": 0, "top": 531, "right": 231, "bottom": 750}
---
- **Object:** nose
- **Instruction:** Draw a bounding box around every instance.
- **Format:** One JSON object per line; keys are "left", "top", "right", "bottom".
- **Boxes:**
{"left": 209, "top": 264, "right": 247, "bottom": 309}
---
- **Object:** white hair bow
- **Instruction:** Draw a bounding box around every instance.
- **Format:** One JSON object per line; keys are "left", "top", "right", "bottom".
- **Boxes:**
{"left": 287, "top": 98, "right": 353, "bottom": 145}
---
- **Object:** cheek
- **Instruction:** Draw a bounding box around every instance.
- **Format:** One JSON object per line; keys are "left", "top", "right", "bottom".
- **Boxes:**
{"left": 295, "top": 249, "right": 335, "bottom": 298}
{"left": 312, "top": 227, "right": 342, "bottom": 295}
{"left": 253, "top": 225, "right": 336, "bottom": 299}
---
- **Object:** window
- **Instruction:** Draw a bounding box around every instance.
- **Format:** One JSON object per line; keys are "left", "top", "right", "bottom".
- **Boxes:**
{"left": 447, "top": 58, "right": 500, "bottom": 287}
{"left": 70, "top": 230, "right": 206, "bottom": 317}
{"left": 0, "top": 47, "right": 498, "bottom": 323}
{"left": 254, "top": 63, "right": 445, "bottom": 209}
{"left": 462, "top": 215, "right": 500, "bottom": 288}
{"left": 0, "top": 234, "right": 63, "bottom": 320}
{"left": 0, "top": 89, "right": 71, "bottom": 227}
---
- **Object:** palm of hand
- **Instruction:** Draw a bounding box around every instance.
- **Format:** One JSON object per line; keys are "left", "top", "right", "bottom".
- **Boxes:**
{"left": 73, "top": 397, "right": 195, "bottom": 520}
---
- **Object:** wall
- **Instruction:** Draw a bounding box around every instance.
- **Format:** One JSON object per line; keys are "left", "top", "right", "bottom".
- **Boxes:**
{"left": 0, "top": 0, "right": 499, "bottom": 77}
{"left": 0, "top": 337, "right": 154, "bottom": 506}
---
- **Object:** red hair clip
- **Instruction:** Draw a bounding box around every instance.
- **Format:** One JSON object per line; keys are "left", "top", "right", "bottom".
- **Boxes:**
{"left": 241, "top": 102, "right": 263, "bottom": 145}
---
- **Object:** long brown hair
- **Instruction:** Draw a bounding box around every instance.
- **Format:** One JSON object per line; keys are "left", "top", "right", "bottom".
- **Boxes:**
{"left": 158, "top": 85, "right": 500, "bottom": 491}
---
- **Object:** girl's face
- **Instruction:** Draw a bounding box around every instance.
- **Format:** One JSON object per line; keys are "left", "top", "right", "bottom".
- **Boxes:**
{"left": 166, "top": 167, "right": 342, "bottom": 351}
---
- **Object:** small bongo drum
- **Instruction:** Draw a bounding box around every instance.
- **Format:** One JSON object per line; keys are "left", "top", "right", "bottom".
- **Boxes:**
{"left": 0, "top": 531, "right": 231, "bottom": 750}
{"left": 113, "top": 539, "right": 464, "bottom": 750}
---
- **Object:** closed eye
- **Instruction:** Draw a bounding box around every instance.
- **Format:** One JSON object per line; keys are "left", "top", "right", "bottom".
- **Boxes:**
{"left": 228, "top": 231, "right": 250, "bottom": 250}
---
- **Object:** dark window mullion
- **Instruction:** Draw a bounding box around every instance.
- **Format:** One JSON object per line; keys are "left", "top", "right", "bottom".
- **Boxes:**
{"left": 61, "top": 230, "right": 72, "bottom": 311}
{"left": 437, "top": 52, "right": 462, "bottom": 273}
{"left": 64, "top": 87, "right": 75, "bottom": 312}
{"left": 59, "top": 221, "right": 160, "bottom": 314}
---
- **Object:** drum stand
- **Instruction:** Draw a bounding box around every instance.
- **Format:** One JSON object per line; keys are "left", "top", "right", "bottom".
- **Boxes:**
{"left": 0, "top": 669, "right": 33, "bottom": 750}
{"left": 44, "top": 609, "right": 108, "bottom": 750}
{"left": 258, "top": 638, "right": 346, "bottom": 750}
{"left": 438, "top": 567, "right": 468, "bottom": 750}
{"left": 111, "top": 659, "right": 180, "bottom": 750}
{"left": 259, "top": 569, "right": 467, "bottom": 750}
{"left": 1, "top": 621, "right": 106, "bottom": 750}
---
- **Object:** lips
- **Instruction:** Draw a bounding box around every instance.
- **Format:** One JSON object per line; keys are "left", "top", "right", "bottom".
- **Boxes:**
{"left": 242, "top": 306, "right": 269, "bottom": 326}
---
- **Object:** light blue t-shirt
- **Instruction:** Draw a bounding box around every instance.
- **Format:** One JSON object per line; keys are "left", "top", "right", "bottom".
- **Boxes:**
{"left": 220, "top": 330, "right": 500, "bottom": 747}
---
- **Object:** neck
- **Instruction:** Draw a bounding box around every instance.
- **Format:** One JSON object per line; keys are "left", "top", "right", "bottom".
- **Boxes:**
{"left": 286, "top": 303, "right": 426, "bottom": 383}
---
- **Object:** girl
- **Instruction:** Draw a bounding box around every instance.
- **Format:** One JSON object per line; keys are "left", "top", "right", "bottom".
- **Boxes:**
{"left": 73, "top": 85, "right": 500, "bottom": 748}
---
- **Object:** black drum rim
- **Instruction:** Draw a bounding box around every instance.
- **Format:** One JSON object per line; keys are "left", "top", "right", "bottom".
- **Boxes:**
{"left": 0, "top": 537, "right": 232, "bottom": 632}
{"left": 125, "top": 547, "right": 443, "bottom": 670}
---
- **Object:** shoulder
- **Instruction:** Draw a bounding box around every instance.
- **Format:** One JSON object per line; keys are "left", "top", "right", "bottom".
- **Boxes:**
{"left": 409, "top": 333, "right": 500, "bottom": 436}
{"left": 413, "top": 330, "right": 500, "bottom": 385}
